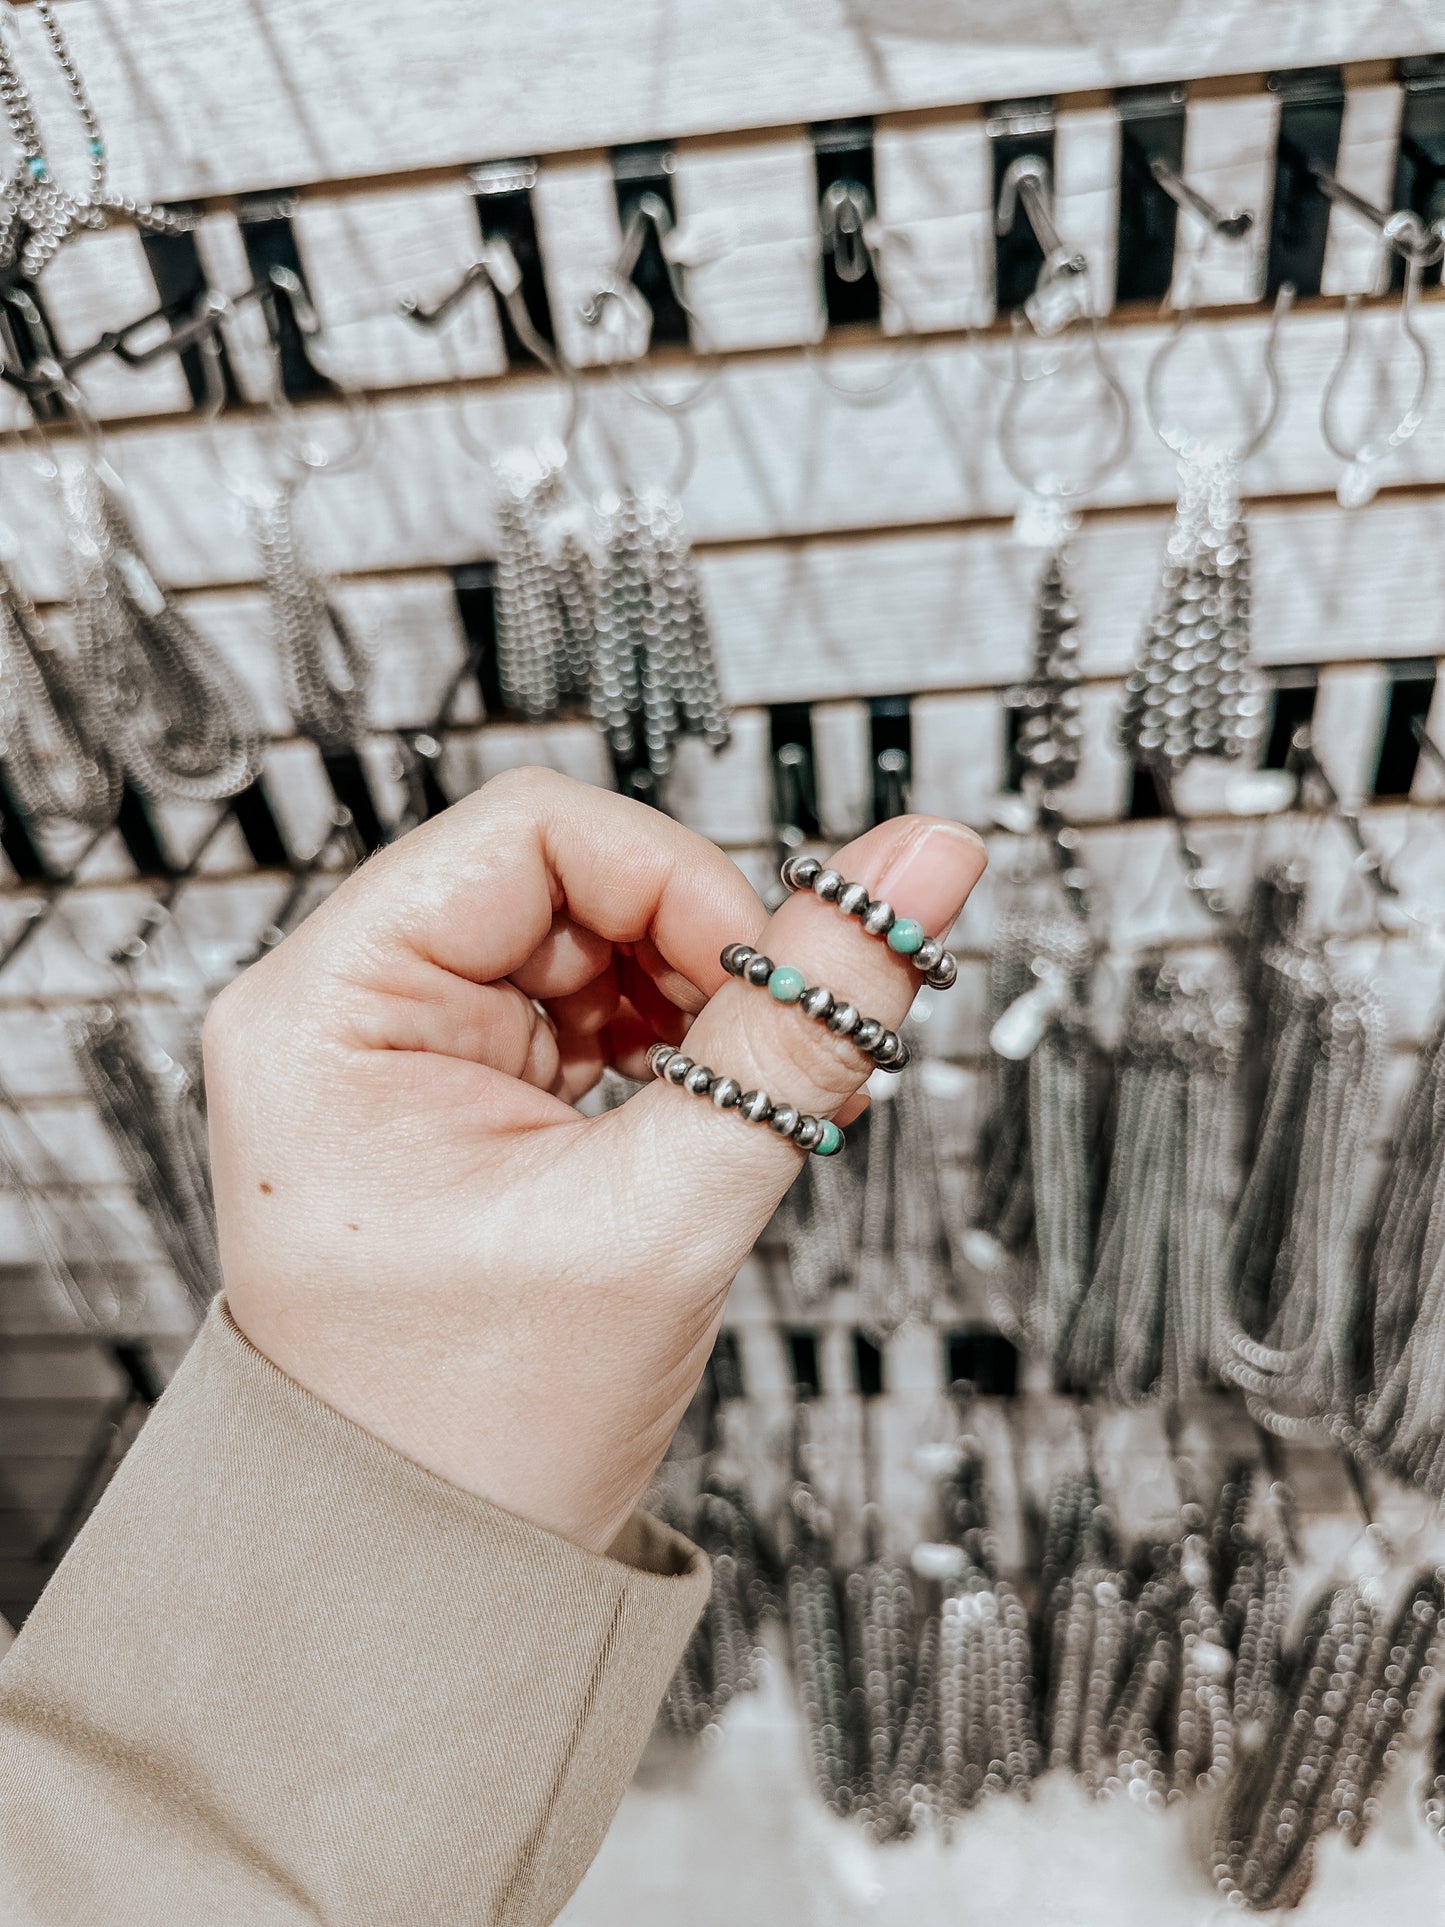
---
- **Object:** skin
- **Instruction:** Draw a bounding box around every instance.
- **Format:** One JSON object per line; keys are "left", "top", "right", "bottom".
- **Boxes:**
{"left": 205, "top": 768, "right": 987, "bottom": 1555}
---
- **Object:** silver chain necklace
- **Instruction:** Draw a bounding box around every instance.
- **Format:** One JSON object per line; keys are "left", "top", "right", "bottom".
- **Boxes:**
{"left": 0, "top": 0, "right": 192, "bottom": 278}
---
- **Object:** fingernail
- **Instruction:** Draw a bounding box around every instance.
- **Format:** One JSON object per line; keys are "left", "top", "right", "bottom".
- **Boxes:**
{"left": 872, "top": 822, "right": 986, "bottom": 935}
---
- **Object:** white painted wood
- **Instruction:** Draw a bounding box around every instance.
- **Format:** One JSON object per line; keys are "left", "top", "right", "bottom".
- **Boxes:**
{"left": 530, "top": 158, "right": 628, "bottom": 372}
{"left": 1054, "top": 104, "right": 1121, "bottom": 322}
{"left": 1321, "top": 82, "right": 1405, "bottom": 299}
{"left": 809, "top": 700, "right": 873, "bottom": 843}
{"left": 873, "top": 111, "right": 993, "bottom": 335}
{"left": 663, "top": 711, "right": 773, "bottom": 847}
{"left": 670, "top": 136, "right": 821, "bottom": 353}
{"left": 1171, "top": 89, "right": 1278, "bottom": 308}
{"left": 1311, "top": 660, "right": 1391, "bottom": 803}
{"left": 910, "top": 691, "right": 1001, "bottom": 825}
{"left": 12, "top": 3, "right": 1443, "bottom": 205}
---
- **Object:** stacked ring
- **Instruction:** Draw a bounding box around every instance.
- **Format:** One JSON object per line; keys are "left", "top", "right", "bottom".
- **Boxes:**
{"left": 646, "top": 1043, "right": 844, "bottom": 1156}
{"left": 718, "top": 943, "right": 910, "bottom": 1071}
{"left": 778, "top": 853, "right": 960, "bottom": 991}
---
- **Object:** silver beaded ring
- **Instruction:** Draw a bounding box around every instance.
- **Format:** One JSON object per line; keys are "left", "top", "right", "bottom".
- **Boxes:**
{"left": 646, "top": 1043, "right": 844, "bottom": 1156}
{"left": 718, "top": 943, "right": 911, "bottom": 1071}
{"left": 778, "top": 854, "right": 960, "bottom": 991}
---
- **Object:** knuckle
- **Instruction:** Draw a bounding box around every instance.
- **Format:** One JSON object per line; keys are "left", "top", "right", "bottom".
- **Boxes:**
{"left": 482, "top": 763, "right": 568, "bottom": 809}
{"left": 732, "top": 994, "right": 873, "bottom": 1106}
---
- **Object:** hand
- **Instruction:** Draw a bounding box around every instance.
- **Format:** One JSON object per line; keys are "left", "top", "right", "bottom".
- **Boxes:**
{"left": 204, "top": 769, "right": 986, "bottom": 1553}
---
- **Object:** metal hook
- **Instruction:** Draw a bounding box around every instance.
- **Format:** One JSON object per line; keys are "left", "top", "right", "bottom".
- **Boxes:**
{"left": 997, "top": 307, "right": 1132, "bottom": 501}
{"left": 995, "top": 155, "right": 1094, "bottom": 339}
{"left": 1148, "top": 157, "right": 1254, "bottom": 241}
{"left": 579, "top": 193, "right": 719, "bottom": 414}
{"left": 1145, "top": 280, "right": 1293, "bottom": 462}
{"left": 819, "top": 178, "right": 874, "bottom": 284}
{"left": 398, "top": 242, "right": 583, "bottom": 465}
{"left": 1308, "top": 164, "right": 1445, "bottom": 270}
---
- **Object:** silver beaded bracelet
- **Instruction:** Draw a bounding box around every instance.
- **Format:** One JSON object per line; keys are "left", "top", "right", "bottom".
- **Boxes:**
{"left": 646, "top": 1043, "right": 844, "bottom": 1156}
{"left": 719, "top": 943, "right": 910, "bottom": 1070}
{"left": 779, "top": 854, "right": 960, "bottom": 991}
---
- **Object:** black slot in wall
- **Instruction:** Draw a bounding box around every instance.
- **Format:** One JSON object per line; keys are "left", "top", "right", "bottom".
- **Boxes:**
{"left": 114, "top": 784, "right": 170, "bottom": 877}
{"left": 236, "top": 194, "right": 334, "bottom": 400}
{"left": 988, "top": 98, "right": 1056, "bottom": 313}
{"left": 1372, "top": 663, "right": 1437, "bottom": 797}
{"left": 770, "top": 703, "right": 821, "bottom": 841}
{"left": 228, "top": 780, "right": 291, "bottom": 868}
{"left": 811, "top": 118, "right": 881, "bottom": 329}
{"left": 1265, "top": 68, "right": 1344, "bottom": 300}
{"left": 449, "top": 563, "right": 502, "bottom": 717}
{"left": 786, "top": 1329, "right": 821, "bottom": 1395}
{"left": 0, "top": 775, "right": 51, "bottom": 881}
{"left": 852, "top": 1330, "right": 884, "bottom": 1398}
{"left": 470, "top": 159, "right": 557, "bottom": 364}
{"left": 610, "top": 143, "right": 689, "bottom": 347}
{"left": 1263, "top": 675, "right": 1319, "bottom": 771}
{"left": 869, "top": 697, "right": 912, "bottom": 824}
{"left": 1114, "top": 86, "right": 1187, "bottom": 306}
{"left": 141, "top": 218, "right": 241, "bottom": 407}
{"left": 944, "top": 1329, "right": 1019, "bottom": 1397}
{"left": 1392, "top": 60, "right": 1445, "bottom": 293}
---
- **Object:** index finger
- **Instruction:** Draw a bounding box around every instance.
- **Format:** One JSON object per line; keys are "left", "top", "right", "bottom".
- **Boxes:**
{"left": 304, "top": 766, "right": 768, "bottom": 1001}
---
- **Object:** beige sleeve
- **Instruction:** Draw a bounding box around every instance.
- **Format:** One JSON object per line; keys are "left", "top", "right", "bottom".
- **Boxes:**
{"left": 0, "top": 1302, "right": 709, "bottom": 1926}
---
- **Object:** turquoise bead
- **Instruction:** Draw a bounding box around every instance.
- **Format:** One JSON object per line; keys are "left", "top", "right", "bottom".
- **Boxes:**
{"left": 767, "top": 965, "right": 805, "bottom": 1004}
{"left": 813, "top": 1120, "right": 844, "bottom": 1157}
{"left": 887, "top": 918, "right": 924, "bottom": 955}
{"left": 27, "top": 156, "right": 47, "bottom": 180}
{"left": 88, "top": 139, "right": 105, "bottom": 159}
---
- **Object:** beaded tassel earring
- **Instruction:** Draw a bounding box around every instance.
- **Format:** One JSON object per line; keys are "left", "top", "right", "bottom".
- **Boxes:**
{"left": 62, "top": 462, "right": 264, "bottom": 804}
{"left": 492, "top": 445, "right": 596, "bottom": 720}
{"left": 1119, "top": 447, "right": 1266, "bottom": 774}
{"left": 775, "top": 1135, "right": 865, "bottom": 1308}
{"left": 592, "top": 485, "right": 730, "bottom": 789}
{"left": 1004, "top": 533, "right": 1085, "bottom": 797}
{"left": 855, "top": 1045, "right": 952, "bottom": 1340}
{"left": 0, "top": 553, "right": 119, "bottom": 827}
{"left": 250, "top": 482, "right": 372, "bottom": 752}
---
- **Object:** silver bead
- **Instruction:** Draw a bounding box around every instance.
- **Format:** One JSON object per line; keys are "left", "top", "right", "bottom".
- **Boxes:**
{"left": 739, "top": 1089, "right": 773, "bottom": 1124}
{"left": 648, "top": 1043, "right": 676, "bottom": 1077}
{"left": 720, "top": 943, "right": 754, "bottom": 975}
{"left": 800, "top": 986, "right": 834, "bottom": 1022}
{"left": 914, "top": 935, "right": 945, "bottom": 972}
{"left": 744, "top": 953, "right": 774, "bottom": 986}
{"left": 875, "top": 1031, "right": 909, "bottom": 1070}
{"left": 853, "top": 1017, "right": 884, "bottom": 1052}
{"left": 814, "top": 868, "right": 844, "bottom": 902}
{"left": 684, "top": 1063, "right": 714, "bottom": 1096}
{"left": 711, "top": 1076, "right": 742, "bottom": 1109}
{"left": 781, "top": 854, "right": 821, "bottom": 891}
{"left": 793, "top": 1115, "right": 823, "bottom": 1151}
{"left": 769, "top": 1104, "right": 800, "bottom": 1136}
{"left": 862, "top": 900, "right": 895, "bottom": 937}
{"left": 925, "top": 952, "right": 959, "bottom": 991}
{"left": 664, "top": 1053, "right": 693, "bottom": 1085}
{"left": 826, "top": 1002, "right": 860, "bottom": 1036}
{"left": 837, "top": 881, "right": 870, "bottom": 918}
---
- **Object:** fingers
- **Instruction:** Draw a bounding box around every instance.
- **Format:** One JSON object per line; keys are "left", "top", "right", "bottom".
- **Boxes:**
{"left": 269, "top": 768, "right": 767, "bottom": 1065}
{"left": 618, "top": 815, "right": 986, "bottom": 1256}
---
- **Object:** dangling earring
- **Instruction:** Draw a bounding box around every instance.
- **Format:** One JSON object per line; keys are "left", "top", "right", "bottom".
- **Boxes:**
{"left": 1005, "top": 533, "right": 1085, "bottom": 796}
{"left": 492, "top": 443, "right": 595, "bottom": 720}
{"left": 250, "top": 481, "right": 372, "bottom": 752}
{"left": 0, "top": 547, "right": 119, "bottom": 826}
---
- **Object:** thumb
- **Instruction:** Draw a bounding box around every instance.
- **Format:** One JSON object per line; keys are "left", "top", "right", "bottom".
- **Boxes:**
{"left": 618, "top": 814, "right": 987, "bottom": 1272}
